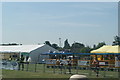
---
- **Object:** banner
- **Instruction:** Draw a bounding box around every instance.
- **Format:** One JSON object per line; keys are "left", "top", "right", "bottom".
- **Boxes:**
{"left": 78, "top": 60, "right": 89, "bottom": 66}
{"left": 46, "top": 59, "right": 56, "bottom": 64}
{"left": 99, "top": 61, "right": 108, "bottom": 66}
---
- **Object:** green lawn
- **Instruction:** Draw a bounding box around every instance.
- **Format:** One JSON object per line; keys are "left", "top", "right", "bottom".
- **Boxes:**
{"left": 2, "top": 69, "right": 71, "bottom": 78}
{"left": 1, "top": 64, "right": 120, "bottom": 79}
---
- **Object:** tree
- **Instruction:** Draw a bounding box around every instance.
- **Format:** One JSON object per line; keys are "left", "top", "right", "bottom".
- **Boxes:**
{"left": 92, "top": 42, "right": 106, "bottom": 50}
{"left": 63, "top": 39, "right": 70, "bottom": 49}
{"left": 51, "top": 43, "right": 59, "bottom": 49}
{"left": 112, "top": 36, "right": 120, "bottom": 46}
{"left": 63, "top": 39, "right": 71, "bottom": 52}
{"left": 96, "top": 42, "right": 106, "bottom": 49}
{"left": 0, "top": 43, "right": 20, "bottom": 46}
{"left": 71, "top": 42, "right": 85, "bottom": 53}
{"left": 44, "top": 41, "right": 51, "bottom": 46}
{"left": 71, "top": 42, "right": 84, "bottom": 49}
{"left": 93, "top": 44, "right": 96, "bottom": 49}
{"left": 80, "top": 46, "right": 91, "bottom": 53}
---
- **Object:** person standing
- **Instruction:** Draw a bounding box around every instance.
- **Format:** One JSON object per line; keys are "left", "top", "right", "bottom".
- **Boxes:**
{"left": 68, "top": 57, "right": 72, "bottom": 74}
{"left": 20, "top": 55, "right": 24, "bottom": 71}
{"left": 17, "top": 55, "right": 24, "bottom": 71}
{"left": 60, "top": 60, "right": 64, "bottom": 74}
{"left": 92, "top": 57, "right": 99, "bottom": 77}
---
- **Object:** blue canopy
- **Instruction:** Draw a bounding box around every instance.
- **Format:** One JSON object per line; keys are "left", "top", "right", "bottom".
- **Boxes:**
{"left": 42, "top": 53, "right": 120, "bottom": 55}
{"left": 42, "top": 53, "right": 72, "bottom": 55}
{"left": 93, "top": 53, "right": 120, "bottom": 55}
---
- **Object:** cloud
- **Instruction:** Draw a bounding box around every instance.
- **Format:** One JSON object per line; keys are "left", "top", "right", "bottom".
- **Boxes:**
{"left": 1, "top": 0, "right": 119, "bottom": 2}
{"left": 67, "top": 2, "right": 117, "bottom": 10}
{"left": 33, "top": 13, "right": 75, "bottom": 20}
{"left": 38, "top": 21, "right": 101, "bottom": 28}
{"left": 57, "top": 22, "right": 101, "bottom": 27}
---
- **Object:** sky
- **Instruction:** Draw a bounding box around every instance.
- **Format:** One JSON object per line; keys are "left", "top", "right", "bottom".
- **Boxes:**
{"left": 2, "top": 2, "right": 118, "bottom": 47}
{"left": 0, "top": 2, "right": 2, "bottom": 44}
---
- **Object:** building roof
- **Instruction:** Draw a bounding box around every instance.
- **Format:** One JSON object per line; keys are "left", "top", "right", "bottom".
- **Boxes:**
{"left": 0, "top": 44, "right": 45, "bottom": 53}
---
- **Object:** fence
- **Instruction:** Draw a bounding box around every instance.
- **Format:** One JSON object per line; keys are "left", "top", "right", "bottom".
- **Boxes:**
{"left": 1, "top": 60, "right": 120, "bottom": 78}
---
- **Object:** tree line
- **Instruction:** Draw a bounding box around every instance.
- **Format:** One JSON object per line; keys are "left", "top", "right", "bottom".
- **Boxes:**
{"left": 0, "top": 43, "right": 22, "bottom": 46}
{"left": 44, "top": 39, "right": 106, "bottom": 53}
{"left": 1, "top": 36, "right": 120, "bottom": 53}
{"left": 44, "top": 36, "right": 120, "bottom": 53}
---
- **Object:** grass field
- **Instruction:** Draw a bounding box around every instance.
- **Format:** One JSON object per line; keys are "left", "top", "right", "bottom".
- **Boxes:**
{"left": 2, "top": 69, "right": 71, "bottom": 78}
{"left": 2, "top": 69, "right": 120, "bottom": 80}
{"left": 2, "top": 64, "right": 120, "bottom": 79}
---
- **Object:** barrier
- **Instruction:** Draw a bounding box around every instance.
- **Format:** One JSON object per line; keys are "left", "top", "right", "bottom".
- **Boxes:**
{"left": 0, "top": 60, "right": 18, "bottom": 70}
{"left": 1, "top": 60, "right": 119, "bottom": 78}
{"left": 2, "top": 53, "right": 120, "bottom": 79}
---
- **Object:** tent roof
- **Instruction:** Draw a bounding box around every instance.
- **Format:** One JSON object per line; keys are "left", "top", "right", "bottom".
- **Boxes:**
{"left": 91, "top": 45, "right": 120, "bottom": 53}
{"left": 0, "top": 44, "right": 45, "bottom": 53}
{"left": 106, "top": 45, "right": 120, "bottom": 53}
{"left": 91, "top": 45, "right": 112, "bottom": 53}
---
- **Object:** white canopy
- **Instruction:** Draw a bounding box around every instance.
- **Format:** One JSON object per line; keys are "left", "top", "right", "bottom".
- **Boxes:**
{"left": 0, "top": 44, "right": 45, "bottom": 53}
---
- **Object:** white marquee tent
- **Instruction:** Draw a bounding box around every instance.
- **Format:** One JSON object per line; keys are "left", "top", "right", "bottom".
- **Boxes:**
{"left": 0, "top": 44, "right": 59, "bottom": 63}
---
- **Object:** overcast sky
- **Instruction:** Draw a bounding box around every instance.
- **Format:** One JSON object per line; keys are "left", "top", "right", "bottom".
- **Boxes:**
{"left": 2, "top": 2, "right": 118, "bottom": 47}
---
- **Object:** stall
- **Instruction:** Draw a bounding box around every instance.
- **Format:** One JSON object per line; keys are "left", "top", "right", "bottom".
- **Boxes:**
{"left": 91, "top": 45, "right": 120, "bottom": 68}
